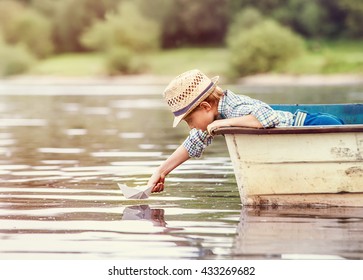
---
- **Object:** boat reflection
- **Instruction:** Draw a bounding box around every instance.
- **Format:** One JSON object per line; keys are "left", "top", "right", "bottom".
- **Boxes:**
{"left": 233, "top": 206, "right": 363, "bottom": 259}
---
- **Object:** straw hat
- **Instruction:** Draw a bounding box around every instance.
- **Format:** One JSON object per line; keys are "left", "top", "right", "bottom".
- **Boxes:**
{"left": 163, "top": 69, "right": 219, "bottom": 127}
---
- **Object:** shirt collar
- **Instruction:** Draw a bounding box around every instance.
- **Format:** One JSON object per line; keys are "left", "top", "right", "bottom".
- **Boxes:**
{"left": 217, "top": 90, "right": 228, "bottom": 118}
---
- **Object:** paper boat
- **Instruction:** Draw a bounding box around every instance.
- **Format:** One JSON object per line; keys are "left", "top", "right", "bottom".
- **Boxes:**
{"left": 117, "top": 183, "right": 153, "bottom": 199}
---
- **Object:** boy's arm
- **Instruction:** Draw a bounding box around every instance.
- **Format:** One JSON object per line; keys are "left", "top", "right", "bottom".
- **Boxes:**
{"left": 148, "top": 144, "right": 190, "bottom": 193}
{"left": 207, "top": 114, "right": 263, "bottom": 134}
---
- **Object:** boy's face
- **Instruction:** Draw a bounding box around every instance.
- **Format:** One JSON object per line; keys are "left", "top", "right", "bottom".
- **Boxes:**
{"left": 184, "top": 101, "right": 215, "bottom": 131}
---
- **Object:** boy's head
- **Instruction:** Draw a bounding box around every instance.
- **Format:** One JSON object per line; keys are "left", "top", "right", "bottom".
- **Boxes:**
{"left": 163, "top": 69, "right": 220, "bottom": 127}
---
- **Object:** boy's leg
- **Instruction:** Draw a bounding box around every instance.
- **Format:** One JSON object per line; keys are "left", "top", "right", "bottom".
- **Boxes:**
{"left": 304, "top": 112, "right": 345, "bottom": 126}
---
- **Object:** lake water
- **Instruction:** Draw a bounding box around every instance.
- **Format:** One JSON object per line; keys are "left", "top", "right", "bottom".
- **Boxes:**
{"left": 0, "top": 81, "right": 363, "bottom": 260}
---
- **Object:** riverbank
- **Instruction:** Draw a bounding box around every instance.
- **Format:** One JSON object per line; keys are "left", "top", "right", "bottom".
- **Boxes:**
{"left": 2, "top": 73, "right": 363, "bottom": 87}
{"left": 238, "top": 73, "right": 363, "bottom": 86}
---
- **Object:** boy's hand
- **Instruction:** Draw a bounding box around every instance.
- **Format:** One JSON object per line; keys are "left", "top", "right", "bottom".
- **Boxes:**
{"left": 207, "top": 115, "right": 263, "bottom": 135}
{"left": 207, "top": 119, "right": 228, "bottom": 135}
{"left": 147, "top": 144, "right": 190, "bottom": 194}
{"left": 152, "top": 181, "right": 164, "bottom": 193}
{"left": 148, "top": 171, "right": 165, "bottom": 193}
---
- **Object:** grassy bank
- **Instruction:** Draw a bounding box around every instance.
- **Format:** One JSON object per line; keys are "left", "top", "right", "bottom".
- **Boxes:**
{"left": 31, "top": 53, "right": 106, "bottom": 76}
{"left": 282, "top": 40, "right": 363, "bottom": 75}
{"left": 31, "top": 48, "right": 230, "bottom": 77}
{"left": 30, "top": 40, "right": 363, "bottom": 78}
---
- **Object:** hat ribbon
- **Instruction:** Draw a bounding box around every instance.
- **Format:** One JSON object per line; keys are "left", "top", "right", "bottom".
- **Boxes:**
{"left": 173, "top": 81, "right": 214, "bottom": 117}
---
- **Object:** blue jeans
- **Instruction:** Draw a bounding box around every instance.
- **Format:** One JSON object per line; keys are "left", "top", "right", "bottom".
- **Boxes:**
{"left": 293, "top": 110, "right": 345, "bottom": 126}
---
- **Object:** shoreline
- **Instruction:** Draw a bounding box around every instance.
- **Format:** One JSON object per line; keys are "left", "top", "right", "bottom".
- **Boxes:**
{"left": 238, "top": 73, "right": 363, "bottom": 86}
{"left": 1, "top": 73, "right": 363, "bottom": 87}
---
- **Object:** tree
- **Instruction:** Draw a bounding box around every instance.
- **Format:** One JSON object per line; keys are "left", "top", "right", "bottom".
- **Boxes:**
{"left": 227, "top": 0, "right": 362, "bottom": 39}
{"left": 0, "top": 0, "right": 53, "bottom": 58}
{"left": 81, "top": 2, "right": 159, "bottom": 52}
{"left": 227, "top": 7, "right": 263, "bottom": 40}
{"left": 9, "top": 9, "right": 54, "bottom": 57}
{"left": 338, "top": 0, "right": 363, "bottom": 38}
{"left": 52, "top": 0, "right": 121, "bottom": 52}
{"left": 81, "top": 1, "right": 159, "bottom": 74}
{"left": 228, "top": 20, "right": 305, "bottom": 76}
{"left": 161, "top": 0, "right": 229, "bottom": 48}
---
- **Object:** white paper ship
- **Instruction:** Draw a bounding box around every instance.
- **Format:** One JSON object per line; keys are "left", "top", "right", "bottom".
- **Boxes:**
{"left": 117, "top": 183, "right": 153, "bottom": 199}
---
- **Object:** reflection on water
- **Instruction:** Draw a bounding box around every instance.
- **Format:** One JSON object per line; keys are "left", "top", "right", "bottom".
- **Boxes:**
{"left": 0, "top": 84, "right": 363, "bottom": 259}
{"left": 234, "top": 207, "right": 363, "bottom": 260}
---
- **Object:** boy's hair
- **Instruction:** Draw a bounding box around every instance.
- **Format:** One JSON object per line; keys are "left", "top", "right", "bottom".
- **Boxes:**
{"left": 202, "top": 86, "right": 224, "bottom": 107}
{"left": 191, "top": 86, "right": 223, "bottom": 114}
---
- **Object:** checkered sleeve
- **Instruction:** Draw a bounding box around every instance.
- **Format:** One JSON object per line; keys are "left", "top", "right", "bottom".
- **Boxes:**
{"left": 225, "top": 92, "right": 280, "bottom": 128}
{"left": 250, "top": 103, "right": 280, "bottom": 127}
{"left": 182, "top": 129, "right": 213, "bottom": 158}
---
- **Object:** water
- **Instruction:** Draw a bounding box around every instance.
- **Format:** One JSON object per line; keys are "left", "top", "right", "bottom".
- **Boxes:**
{"left": 0, "top": 82, "right": 363, "bottom": 260}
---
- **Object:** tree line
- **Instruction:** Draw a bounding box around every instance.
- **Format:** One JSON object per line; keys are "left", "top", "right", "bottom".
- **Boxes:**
{"left": 0, "top": 0, "right": 362, "bottom": 76}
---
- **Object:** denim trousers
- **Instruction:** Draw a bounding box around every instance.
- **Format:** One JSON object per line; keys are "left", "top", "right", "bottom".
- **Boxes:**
{"left": 293, "top": 109, "right": 345, "bottom": 126}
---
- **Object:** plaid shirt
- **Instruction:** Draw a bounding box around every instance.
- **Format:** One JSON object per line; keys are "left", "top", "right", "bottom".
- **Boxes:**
{"left": 183, "top": 90, "right": 294, "bottom": 158}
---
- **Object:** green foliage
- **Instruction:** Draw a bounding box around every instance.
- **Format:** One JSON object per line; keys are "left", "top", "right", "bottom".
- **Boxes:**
{"left": 81, "top": 1, "right": 159, "bottom": 75}
{"left": 228, "top": 20, "right": 305, "bottom": 76}
{"left": 0, "top": 1, "right": 25, "bottom": 35}
{"left": 338, "top": 0, "right": 363, "bottom": 38}
{"left": 32, "top": 48, "right": 229, "bottom": 77}
{"left": 30, "top": 0, "right": 62, "bottom": 15}
{"left": 8, "top": 9, "right": 54, "bottom": 58}
{"left": 0, "top": 1, "right": 53, "bottom": 58}
{"left": 0, "top": 0, "right": 362, "bottom": 78}
{"left": 272, "top": 0, "right": 331, "bottom": 38}
{"left": 28, "top": 41, "right": 363, "bottom": 77}
{"left": 81, "top": 2, "right": 160, "bottom": 53}
{"left": 105, "top": 47, "right": 147, "bottom": 75}
{"left": 52, "top": 0, "right": 121, "bottom": 52}
{"left": 322, "top": 53, "right": 363, "bottom": 74}
{"left": 161, "top": 0, "right": 229, "bottom": 48}
{"left": 227, "top": 7, "right": 263, "bottom": 41}
{"left": 147, "top": 48, "right": 229, "bottom": 76}
{"left": 230, "top": 0, "right": 363, "bottom": 39}
{"left": 31, "top": 53, "right": 106, "bottom": 76}
{"left": 320, "top": 40, "right": 363, "bottom": 73}
{"left": 134, "top": 0, "right": 172, "bottom": 21}
{"left": 0, "top": 41, "right": 36, "bottom": 76}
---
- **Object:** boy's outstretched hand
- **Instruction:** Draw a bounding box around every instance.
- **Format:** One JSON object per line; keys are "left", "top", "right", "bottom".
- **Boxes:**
{"left": 148, "top": 171, "right": 165, "bottom": 193}
{"left": 147, "top": 144, "right": 191, "bottom": 194}
{"left": 152, "top": 182, "right": 164, "bottom": 193}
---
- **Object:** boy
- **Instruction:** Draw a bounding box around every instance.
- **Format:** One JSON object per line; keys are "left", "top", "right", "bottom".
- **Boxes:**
{"left": 148, "top": 69, "right": 344, "bottom": 193}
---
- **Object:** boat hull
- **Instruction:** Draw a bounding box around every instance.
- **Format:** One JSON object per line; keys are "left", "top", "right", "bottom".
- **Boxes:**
{"left": 218, "top": 126, "right": 363, "bottom": 206}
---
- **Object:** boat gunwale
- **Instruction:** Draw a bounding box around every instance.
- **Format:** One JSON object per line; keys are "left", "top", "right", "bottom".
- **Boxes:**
{"left": 214, "top": 124, "right": 363, "bottom": 135}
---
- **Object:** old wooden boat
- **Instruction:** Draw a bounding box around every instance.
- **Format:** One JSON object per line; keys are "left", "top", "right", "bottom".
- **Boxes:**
{"left": 214, "top": 104, "right": 363, "bottom": 207}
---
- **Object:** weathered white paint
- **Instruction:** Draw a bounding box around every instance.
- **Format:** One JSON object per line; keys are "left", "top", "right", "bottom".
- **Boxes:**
{"left": 224, "top": 131, "right": 363, "bottom": 206}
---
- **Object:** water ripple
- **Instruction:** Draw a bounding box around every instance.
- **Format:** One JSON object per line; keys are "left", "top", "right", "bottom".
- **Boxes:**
{"left": 0, "top": 93, "right": 362, "bottom": 260}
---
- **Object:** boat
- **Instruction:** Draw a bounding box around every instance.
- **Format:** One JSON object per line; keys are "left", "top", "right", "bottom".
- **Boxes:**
{"left": 214, "top": 104, "right": 363, "bottom": 207}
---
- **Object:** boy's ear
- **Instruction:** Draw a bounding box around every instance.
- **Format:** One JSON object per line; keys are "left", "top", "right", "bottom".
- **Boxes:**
{"left": 199, "top": 101, "right": 212, "bottom": 111}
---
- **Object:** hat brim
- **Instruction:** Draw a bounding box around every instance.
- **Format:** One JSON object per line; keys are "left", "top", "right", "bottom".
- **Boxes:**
{"left": 172, "top": 75, "right": 219, "bottom": 127}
